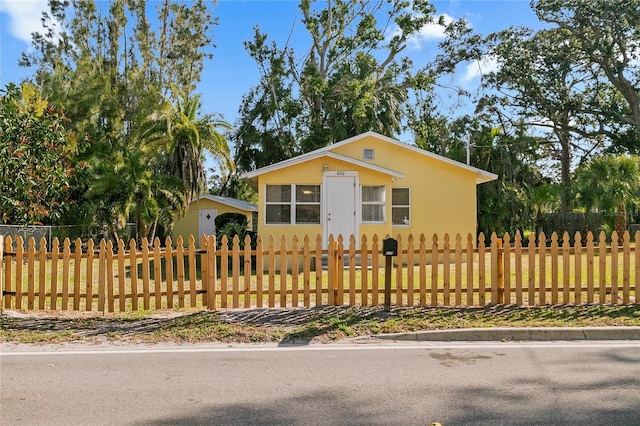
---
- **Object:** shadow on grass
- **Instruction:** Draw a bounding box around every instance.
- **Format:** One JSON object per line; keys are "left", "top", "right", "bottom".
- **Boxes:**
{"left": 1, "top": 304, "right": 639, "bottom": 344}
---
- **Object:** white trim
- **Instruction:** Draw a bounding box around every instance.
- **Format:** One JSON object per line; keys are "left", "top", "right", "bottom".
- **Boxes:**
{"left": 263, "top": 184, "right": 321, "bottom": 226}
{"left": 294, "top": 184, "right": 322, "bottom": 225}
{"left": 323, "top": 131, "right": 498, "bottom": 182}
{"left": 323, "top": 171, "right": 360, "bottom": 244}
{"left": 192, "top": 194, "right": 257, "bottom": 212}
{"left": 391, "top": 187, "right": 411, "bottom": 227}
{"left": 242, "top": 150, "right": 403, "bottom": 180}
{"left": 360, "top": 184, "right": 386, "bottom": 224}
{"left": 241, "top": 131, "right": 497, "bottom": 184}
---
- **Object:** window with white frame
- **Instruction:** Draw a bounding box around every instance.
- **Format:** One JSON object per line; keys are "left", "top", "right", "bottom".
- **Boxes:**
{"left": 392, "top": 187, "right": 410, "bottom": 226}
{"left": 295, "top": 185, "right": 321, "bottom": 223}
{"left": 361, "top": 185, "right": 385, "bottom": 223}
{"left": 265, "top": 184, "right": 320, "bottom": 224}
{"left": 265, "top": 185, "right": 291, "bottom": 224}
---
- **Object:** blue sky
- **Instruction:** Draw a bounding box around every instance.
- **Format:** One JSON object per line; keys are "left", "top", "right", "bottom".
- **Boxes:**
{"left": 0, "top": 0, "right": 543, "bottom": 128}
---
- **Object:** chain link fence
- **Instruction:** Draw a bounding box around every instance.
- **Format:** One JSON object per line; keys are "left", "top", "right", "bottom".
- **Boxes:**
{"left": 0, "top": 224, "right": 136, "bottom": 251}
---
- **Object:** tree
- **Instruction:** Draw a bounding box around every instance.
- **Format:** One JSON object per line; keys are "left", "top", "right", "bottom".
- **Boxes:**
{"left": 19, "top": 0, "right": 224, "bottom": 236}
{"left": 437, "top": 0, "right": 640, "bottom": 151}
{"left": 437, "top": 23, "right": 605, "bottom": 212}
{"left": 533, "top": 0, "right": 640, "bottom": 144}
{"left": 412, "top": 111, "right": 547, "bottom": 235}
{"left": 207, "top": 158, "right": 257, "bottom": 202}
{"left": 24, "top": 0, "right": 217, "bottom": 115}
{"left": 234, "top": 0, "right": 441, "bottom": 171}
{"left": 527, "top": 181, "right": 560, "bottom": 237}
{"left": 434, "top": 0, "right": 640, "bottom": 215}
{"left": 140, "top": 93, "right": 232, "bottom": 205}
{"left": 470, "top": 124, "right": 545, "bottom": 236}
{"left": 482, "top": 27, "right": 601, "bottom": 212}
{"left": 574, "top": 155, "right": 640, "bottom": 240}
{"left": 0, "top": 83, "right": 85, "bottom": 225}
{"left": 295, "top": 0, "right": 432, "bottom": 151}
{"left": 88, "top": 146, "right": 185, "bottom": 243}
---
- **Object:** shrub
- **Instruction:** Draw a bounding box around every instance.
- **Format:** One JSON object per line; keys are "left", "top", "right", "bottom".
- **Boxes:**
{"left": 214, "top": 212, "right": 256, "bottom": 250}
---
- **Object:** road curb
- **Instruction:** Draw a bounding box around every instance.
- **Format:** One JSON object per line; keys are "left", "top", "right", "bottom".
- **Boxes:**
{"left": 375, "top": 326, "right": 640, "bottom": 342}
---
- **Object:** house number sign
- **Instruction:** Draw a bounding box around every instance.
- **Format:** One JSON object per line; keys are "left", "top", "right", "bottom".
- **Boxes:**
{"left": 327, "top": 170, "right": 356, "bottom": 177}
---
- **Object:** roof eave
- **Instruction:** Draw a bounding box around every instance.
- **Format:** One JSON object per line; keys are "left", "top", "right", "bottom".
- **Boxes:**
{"left": 240, "top": 151, "right": 404, "bottom": 180}
{"left": 193, "top": 194, "right": 258, "bottom": 212}
{"left": 476, "top": 171, "right": 499, "bottom": 184}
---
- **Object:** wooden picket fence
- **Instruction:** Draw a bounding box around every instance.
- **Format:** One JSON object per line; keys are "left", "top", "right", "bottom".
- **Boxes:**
{"left": 0, "top": 231, "right": 638, "bottom": 313}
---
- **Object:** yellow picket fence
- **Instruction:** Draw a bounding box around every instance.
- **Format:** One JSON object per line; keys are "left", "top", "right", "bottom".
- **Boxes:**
{"left": 0, "top": 231, "right": 638, "bottom": 312}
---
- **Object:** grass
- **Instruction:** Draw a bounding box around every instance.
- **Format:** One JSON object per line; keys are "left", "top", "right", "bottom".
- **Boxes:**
{"left": 2, "top": 304, "right": 639, "bottom": 345}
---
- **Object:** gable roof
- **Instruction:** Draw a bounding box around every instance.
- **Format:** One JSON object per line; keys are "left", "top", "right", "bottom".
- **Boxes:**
{"left": 194, "top": 194, "right": 257, "bottom": 212}
{"left": 241, "top": 150, "right": 404, "bottom": 180}
{"left": 240, "top": 131, "right": 498, "bottom": 184}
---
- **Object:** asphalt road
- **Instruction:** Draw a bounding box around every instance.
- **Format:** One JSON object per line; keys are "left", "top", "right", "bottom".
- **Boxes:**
{"left": 2, "top": 341, "right": 640, "bottom": 425}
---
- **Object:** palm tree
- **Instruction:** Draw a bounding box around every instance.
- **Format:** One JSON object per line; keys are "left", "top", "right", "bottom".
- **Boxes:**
{"left": 575, "top": 155, "right": 640, "bottom": 240}
{"left": 89, "top": 146, "right": 185, "bottom": 243}
{"left": 526, "top": 181, "right": 560, "bottom": 237}
{"left": 141, "top": 93, "right": 232, "bottom": 205}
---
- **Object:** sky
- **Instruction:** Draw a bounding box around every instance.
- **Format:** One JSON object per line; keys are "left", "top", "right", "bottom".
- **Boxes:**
{"left": 0, "top": 0, "right": 544, "bottom": 133}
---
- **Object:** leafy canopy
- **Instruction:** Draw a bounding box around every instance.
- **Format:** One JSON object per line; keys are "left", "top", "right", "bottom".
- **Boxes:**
{"left": 0, "top": 83, "right": 85, "bottom": 225}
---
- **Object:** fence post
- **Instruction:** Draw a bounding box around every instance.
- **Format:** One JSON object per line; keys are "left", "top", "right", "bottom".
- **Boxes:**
{"left": 206, "top": 235, "right": 217, "bottom": 310}
{"left": 491, "top": 233, "right": 504, "bottom": 305}
{"left": 337, "top": 235, "right": 344, "bottom": 305}
{"left": 623, "top": 231, "right": 630, "bottom": 304}
{"left": 384, "top": 255, "right": 393, "bottom": 312}
{"left": 204, "top": 235, "right": 219, "bottom": 311}
{"left": 329, "top": 238, "right": 338, "bottom": 305}
{"left": 498, "top": 238, "right": 504, "bottom": 304}
{"left": 98, "top": 239, "right": 106, "bottom": 313}
{"left": 0, "top": 235, "right": 3, "bottom": 313}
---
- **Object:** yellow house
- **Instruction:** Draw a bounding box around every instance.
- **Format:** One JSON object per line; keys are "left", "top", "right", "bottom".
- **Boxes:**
{"left": 241, "top": 131, "right": 497, "bottom": 246}
{"left": 172, "top": 194, "right": 257, "bottom": 243}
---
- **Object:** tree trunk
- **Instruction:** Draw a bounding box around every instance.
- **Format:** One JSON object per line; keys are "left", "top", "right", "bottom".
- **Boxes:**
{"left": 614, "top": 204, "right": 627, "bottom": 244}
{"left": 536, "top": 207, "right": 543, "bottom": 237}
{"left": 558, "top": 127, "right": 572, "bottom": 213}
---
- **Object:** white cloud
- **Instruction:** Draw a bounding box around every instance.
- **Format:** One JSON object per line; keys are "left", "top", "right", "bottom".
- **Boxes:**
{"left": 1, "top": 0, "right": 49, "bottom": 44}
{"left": 416, "top": 13, "right": 454, "bottom": 41}
{"left": 462, "top": 55, "right": 500, "bottom": 82}
{"left": 387, "top": 13, "right": 454, "bottom": 50}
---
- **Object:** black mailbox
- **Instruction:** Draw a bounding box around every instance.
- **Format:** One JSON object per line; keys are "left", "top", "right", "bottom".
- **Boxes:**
{"left": 382, "top": 237, "right": 398, "bottom": 257}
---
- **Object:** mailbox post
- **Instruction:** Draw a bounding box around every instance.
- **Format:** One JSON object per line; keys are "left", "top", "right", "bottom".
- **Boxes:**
{"left": 382, "top": 238, "right": 397, "bottom": 312}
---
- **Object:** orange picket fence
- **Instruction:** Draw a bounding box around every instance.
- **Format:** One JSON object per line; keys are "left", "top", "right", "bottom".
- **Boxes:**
{"left": 1, "top": 231, "right": 637, "bottom": 312}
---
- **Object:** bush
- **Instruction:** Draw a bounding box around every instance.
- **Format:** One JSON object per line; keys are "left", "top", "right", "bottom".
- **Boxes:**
{"left": 214, "top": 212, "right": 248, "bottom": 230}
{"left": 214, "top": 212, "right": 256, "bottom": 250}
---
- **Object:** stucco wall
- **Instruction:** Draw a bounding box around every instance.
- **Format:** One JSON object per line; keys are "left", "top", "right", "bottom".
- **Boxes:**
{"left": 331, "top": 134, "right": 479, "bottom": 242}
{"left": 172, "top": 198, "right": 254, "bottom": 243}
{"left": 255, "top": 135, "right": 480, "bottom": 247}
{"left": 257, "top": 157, "right": 326, "bottom": 243}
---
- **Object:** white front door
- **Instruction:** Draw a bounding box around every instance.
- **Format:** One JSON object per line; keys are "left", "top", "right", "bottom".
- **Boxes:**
{"left": 198, "top": 209, "right": 218, "bottom": 237}
{"left": 324, "top": 173, "right": 358, "bottom": 243}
